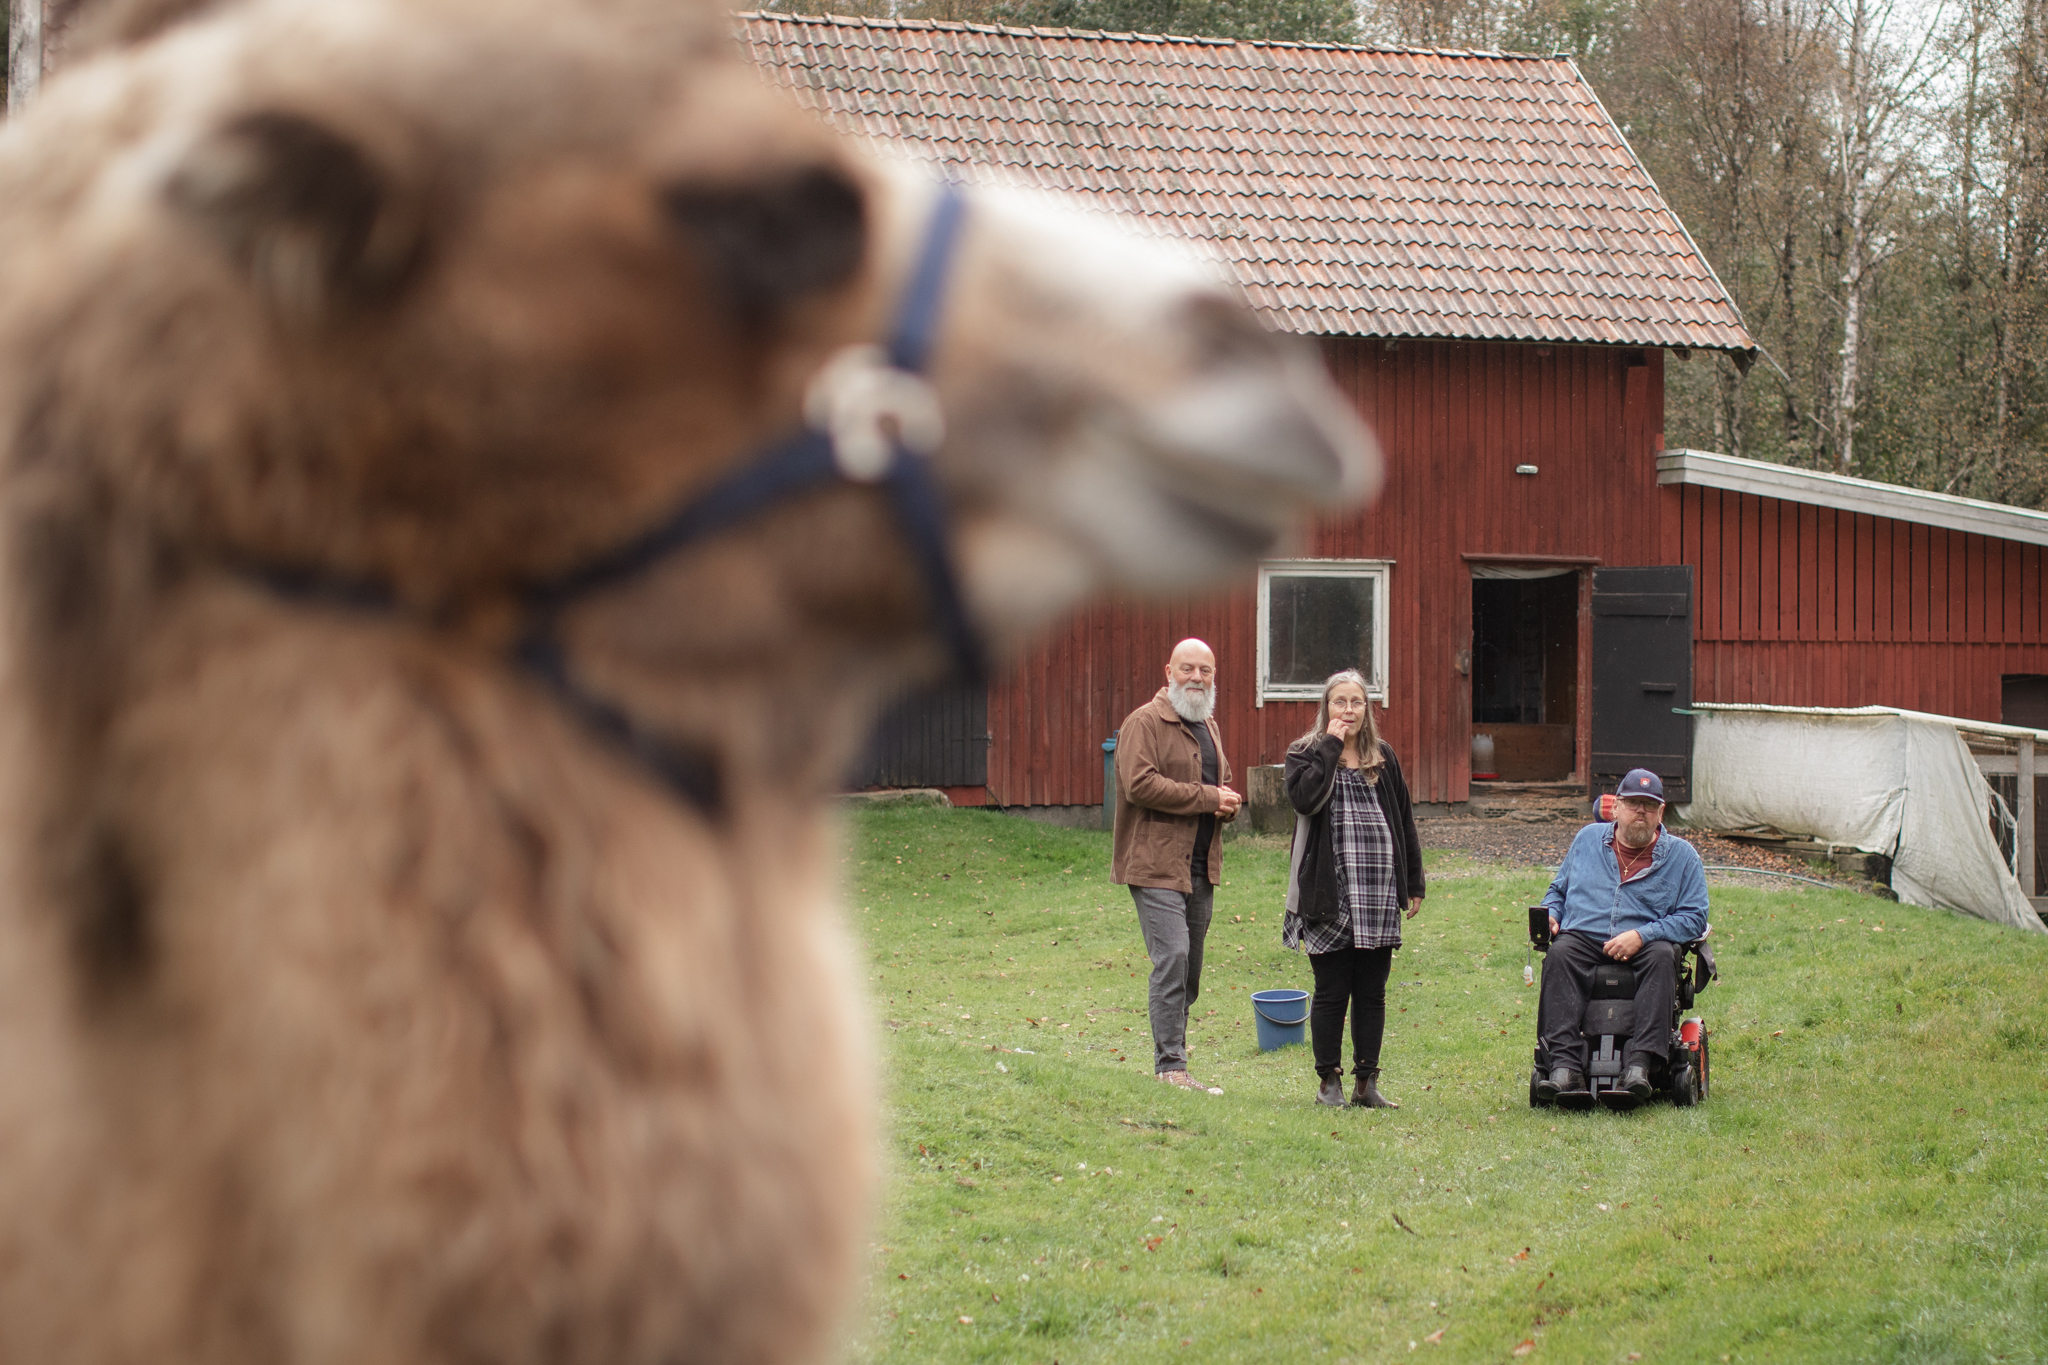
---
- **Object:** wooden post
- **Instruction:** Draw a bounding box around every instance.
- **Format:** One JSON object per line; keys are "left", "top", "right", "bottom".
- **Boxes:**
{"left": 7, "top": 0, "right": 41, "bottom": 113}
{"left": 2020, "top": 737, "right": 2037, "bottom": 898}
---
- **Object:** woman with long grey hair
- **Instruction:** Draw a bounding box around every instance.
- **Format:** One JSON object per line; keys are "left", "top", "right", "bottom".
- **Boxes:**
{"left": 1281, "top": 669, "right": 1426, "bottom": 1107}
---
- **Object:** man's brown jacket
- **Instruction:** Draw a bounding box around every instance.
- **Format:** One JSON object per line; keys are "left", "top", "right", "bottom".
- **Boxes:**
{"left": 1111, "top": 688, "right": 1234, "bottom": 892}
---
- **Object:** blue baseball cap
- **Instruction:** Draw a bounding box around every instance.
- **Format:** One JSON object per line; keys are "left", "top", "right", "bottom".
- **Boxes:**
{"left": 1616, "top": 769, "right": 1666, "bottom": 804}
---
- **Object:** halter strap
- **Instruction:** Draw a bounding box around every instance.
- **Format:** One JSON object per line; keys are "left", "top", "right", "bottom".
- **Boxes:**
{"left": 258, "top": 183, "right": 980, "bottom": 815}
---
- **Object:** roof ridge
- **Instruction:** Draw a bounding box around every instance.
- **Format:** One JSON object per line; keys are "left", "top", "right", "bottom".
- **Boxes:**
{"left": 733, "top": 9, "right": 1561, "bottom": 59}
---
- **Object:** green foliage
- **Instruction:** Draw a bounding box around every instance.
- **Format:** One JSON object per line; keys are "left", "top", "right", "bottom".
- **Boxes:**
{"left": 843, "top": 804, "right": 2048, "bottom": 1362}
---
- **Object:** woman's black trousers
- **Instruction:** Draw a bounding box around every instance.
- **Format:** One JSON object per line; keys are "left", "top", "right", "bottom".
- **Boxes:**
{"left": 1308, "top": 944, "right": 1395, "bottom": 1076}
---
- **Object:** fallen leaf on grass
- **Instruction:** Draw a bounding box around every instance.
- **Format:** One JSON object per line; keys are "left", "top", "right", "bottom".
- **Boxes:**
{"left": 1145, "top": 1237, "right": 1164, "bottom": 1252}
{"left": 1511, "top": 1248, "right": 1530, "bottom": 1261}
{"left": 957, "top": 1316, "right": 973, "bottom": 1325}
{"left": 1425, "top": 1329, "right": 1445, "bottom": 1344}
{"left": 1512, "top": 1341, "right": 1536, "bottom": 1357}
{"left": 1393, "top": 1212, "right": 1418, "bottom": 1235}
{"left": 898, "top": 1273, "right": 910, "bottom": 1280}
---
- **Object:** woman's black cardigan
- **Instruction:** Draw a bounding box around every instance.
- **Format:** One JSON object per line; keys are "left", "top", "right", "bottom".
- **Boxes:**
{"left": 1283, "top": 735, "right": 1427, "bottom": 926}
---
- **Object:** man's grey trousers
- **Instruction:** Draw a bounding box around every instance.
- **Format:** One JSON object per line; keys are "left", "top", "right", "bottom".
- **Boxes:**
{"left": 1129, "top": 876, "right": 1213, "bottom": 1074}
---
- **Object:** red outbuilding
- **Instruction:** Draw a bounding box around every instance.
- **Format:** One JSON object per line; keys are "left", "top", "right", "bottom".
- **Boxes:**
{"left": 744, "top": 15, "right": 2048, "bottom": 815}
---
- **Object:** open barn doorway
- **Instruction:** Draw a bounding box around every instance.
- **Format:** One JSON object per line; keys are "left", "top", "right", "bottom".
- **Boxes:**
{"left": 1470, "top": 568, "right": 1579, "bottom": 781}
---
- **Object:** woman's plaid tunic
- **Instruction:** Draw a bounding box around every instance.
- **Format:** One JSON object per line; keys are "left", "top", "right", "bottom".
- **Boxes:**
{"left": 1285, "top": 766, "right": 1402, "bottom": 953}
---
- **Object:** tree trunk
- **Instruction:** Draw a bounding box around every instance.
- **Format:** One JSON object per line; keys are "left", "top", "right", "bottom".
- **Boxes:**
{"left": 1833, "top": 0, "right": 1871, "bottom": 474}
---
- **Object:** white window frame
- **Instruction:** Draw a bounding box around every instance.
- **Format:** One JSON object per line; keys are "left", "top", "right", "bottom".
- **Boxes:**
{"left": 1256, "top": 559, "right": 1393, "bottom": 707}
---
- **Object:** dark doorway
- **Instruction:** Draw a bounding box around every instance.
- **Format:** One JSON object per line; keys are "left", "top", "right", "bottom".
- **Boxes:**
{"left": 2003, "top": 675, "right": 2048, "bottom": 731}
{"left": 2000, "top": 675, "right": 2047, "bottom": 894}
{"left": 1589, "top": 566, "right": 1694, "bottom": 802}
{"left": 1470, "top": 571, "right": 1578, "bottom": 780}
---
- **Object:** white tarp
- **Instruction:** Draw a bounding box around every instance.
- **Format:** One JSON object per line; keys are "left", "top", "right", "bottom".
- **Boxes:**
{"left": 1680, "top": 706, "right": 2045, "bottom": 933}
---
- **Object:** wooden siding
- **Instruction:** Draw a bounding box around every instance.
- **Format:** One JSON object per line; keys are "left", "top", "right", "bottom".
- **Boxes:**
{"left": 986, "top": 338, "right": 1667, "bottom": 806}
{"left": 1664, "top": 483, "right": 2048, "bottom": 718}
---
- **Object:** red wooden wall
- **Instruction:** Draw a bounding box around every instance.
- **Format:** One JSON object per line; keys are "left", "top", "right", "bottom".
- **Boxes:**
{"left": 984, "top": 337, "right": 1667, "bottom": 807}
{"left": 1663, "top": 484, "right": 2048, "bottom": 719}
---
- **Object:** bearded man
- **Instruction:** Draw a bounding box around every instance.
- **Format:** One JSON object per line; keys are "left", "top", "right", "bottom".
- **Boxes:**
{"left": 1111, "top": 638, "right": 1242, "bottom": 1093}
{"left": 1534, "top": 769, "right": 1710, "bottom": 1105}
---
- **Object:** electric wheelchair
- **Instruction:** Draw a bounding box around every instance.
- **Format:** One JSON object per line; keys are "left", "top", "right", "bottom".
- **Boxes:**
{"left": 1526, "top": 907, "right": 1718, "bottom": 1111}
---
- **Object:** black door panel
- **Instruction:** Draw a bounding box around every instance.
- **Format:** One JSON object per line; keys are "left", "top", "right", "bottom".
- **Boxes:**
{"left": 1590, "top": 566, "right": 1694, "bottom": 803}
{"left": 847, "top": 684, "right": 989, "bottom": 790}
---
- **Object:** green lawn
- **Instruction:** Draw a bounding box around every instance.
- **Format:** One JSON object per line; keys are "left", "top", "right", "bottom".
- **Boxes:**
{"left": 839, "top": 804, "right": 2048, "bottom": 1364}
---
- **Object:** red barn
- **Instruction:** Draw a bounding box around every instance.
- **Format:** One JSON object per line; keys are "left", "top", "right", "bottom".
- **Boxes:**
{"left": 744, "top": 15, "right": 2048, "bottom": 813}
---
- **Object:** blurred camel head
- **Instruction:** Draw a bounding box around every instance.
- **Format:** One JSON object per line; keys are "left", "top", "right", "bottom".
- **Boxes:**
{"left": 0, "top": 0, "right": 1377, "bottom": 1360}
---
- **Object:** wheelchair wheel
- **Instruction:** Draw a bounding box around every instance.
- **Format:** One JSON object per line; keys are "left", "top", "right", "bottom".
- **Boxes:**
{"left": 1698, "top": 1034, "right": 1711, "bottom": 1101}
{"left": 1671, "top": 1056, "right": 1698, "bottom": 1107}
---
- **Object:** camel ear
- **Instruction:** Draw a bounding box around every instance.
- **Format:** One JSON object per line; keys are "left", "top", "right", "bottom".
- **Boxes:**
{"left": 166, "top": 111, "right": 423, "bottom": 327}
{"left": 662, "top": 164, "right": 867, "bottom": 326}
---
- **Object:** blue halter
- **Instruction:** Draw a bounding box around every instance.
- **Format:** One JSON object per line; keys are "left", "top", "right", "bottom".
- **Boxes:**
{"left": 259, "top": 184, "right": 981, "bottom": 814}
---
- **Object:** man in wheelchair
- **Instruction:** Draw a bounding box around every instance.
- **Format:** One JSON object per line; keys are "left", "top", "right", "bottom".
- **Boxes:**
{"left": 1531, "top": 769, "right": 1712, "bottom": 1111}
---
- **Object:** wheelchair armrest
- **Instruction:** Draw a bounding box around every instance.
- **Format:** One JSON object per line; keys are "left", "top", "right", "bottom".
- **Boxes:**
{"left": 1527, "top": 905, "right": 1552, "bottom": 952}
{"left": 1686, "top": 939, "right": 1718, "bottom": 991}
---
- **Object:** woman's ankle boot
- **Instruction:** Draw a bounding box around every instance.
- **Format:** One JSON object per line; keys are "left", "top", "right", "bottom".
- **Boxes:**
{"left": 1352, "top": 1069, "right": 1400, "bottom": 1109}
{"left": 1315, "top": 1069, "right": 1346, "bottom": 1107}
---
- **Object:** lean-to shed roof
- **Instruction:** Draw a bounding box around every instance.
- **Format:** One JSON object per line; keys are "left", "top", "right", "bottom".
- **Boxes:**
{"left": 739, "top": 13, "right": 1757, "bottom": 354}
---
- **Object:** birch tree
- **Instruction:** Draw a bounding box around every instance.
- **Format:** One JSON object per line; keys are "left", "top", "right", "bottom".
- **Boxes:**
{"left": 1824, "top": 0, "right": 1949, "bottom": 471}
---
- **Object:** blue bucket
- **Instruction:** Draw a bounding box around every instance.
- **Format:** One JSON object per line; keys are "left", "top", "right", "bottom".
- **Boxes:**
{"left": 1250, "top": 989, "right": 1310, "bottom": 1051}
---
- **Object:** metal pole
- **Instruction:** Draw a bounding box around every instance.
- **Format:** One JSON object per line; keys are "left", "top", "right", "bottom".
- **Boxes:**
{"left": 2019, "top": 736, "right": 2037, "bottom": 898}
{"left": 8, "top": 0, "right": 42, "bottom": 114}
{"left": 1101, "top": 735, "right": 1117, "bottom": 831}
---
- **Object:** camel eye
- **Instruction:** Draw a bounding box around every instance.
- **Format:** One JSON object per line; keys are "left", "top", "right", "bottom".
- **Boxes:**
{"left": 167, "top": 110, "right": 423, "bottom": 326}
{"left": 661, "top": 164, "right": 867, "bottom": 325}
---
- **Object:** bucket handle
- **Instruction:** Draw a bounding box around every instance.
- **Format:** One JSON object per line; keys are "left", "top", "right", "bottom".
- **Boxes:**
{"left": 1253, "top": 998, "right": 1309, "bottom": 1027}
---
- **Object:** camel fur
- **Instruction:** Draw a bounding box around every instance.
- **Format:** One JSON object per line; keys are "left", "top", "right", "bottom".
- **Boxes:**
{"left": 0, "top": 0, "right": 1377, "bottom": 1360}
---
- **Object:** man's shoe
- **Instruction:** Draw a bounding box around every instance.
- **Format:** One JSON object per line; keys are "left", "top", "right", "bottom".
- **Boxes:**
{"left": 1315, "top": 1072, "right": 1346, "bottom": 1107}
{"left": 1351, "top": 1069, "right": 1400, "bottom": 1109}
{"left": 1160, "top": 1070, "right": 1223, "bottom": 1095}
{"left": 1551, "top": 1068, "right": 1593, "bottom": 1111}
{"left": 1600, "top": 1064, "right": 1653, "bottom": 1112}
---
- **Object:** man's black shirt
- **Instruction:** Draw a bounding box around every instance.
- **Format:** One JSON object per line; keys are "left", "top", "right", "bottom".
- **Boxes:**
{"left": 1184, "top": 717, "right": 1218, "bottom": 876}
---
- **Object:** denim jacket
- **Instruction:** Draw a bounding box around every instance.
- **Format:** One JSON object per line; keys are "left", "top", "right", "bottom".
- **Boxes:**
{"left": 1539, "top": 823, "right": 1710, "bottom": 945}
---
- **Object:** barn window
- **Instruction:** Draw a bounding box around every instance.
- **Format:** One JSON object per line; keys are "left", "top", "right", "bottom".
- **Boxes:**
{"left": 1257, "top": 560, "right": 1391, "bottom": 705}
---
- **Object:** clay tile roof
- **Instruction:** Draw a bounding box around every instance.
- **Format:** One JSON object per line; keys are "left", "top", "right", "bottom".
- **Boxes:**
{"left": 739, "top": 12, "right": 1754, "bottom": 354}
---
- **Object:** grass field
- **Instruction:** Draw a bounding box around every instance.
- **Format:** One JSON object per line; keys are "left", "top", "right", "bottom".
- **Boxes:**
{"left": 837, "top": 803, "right": 2048, "bottom": 1364}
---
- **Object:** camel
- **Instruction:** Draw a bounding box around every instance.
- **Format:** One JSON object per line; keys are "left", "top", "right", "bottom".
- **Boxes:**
{"left": 0, "top": 0, "right": 1379, "bottom": 1360}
